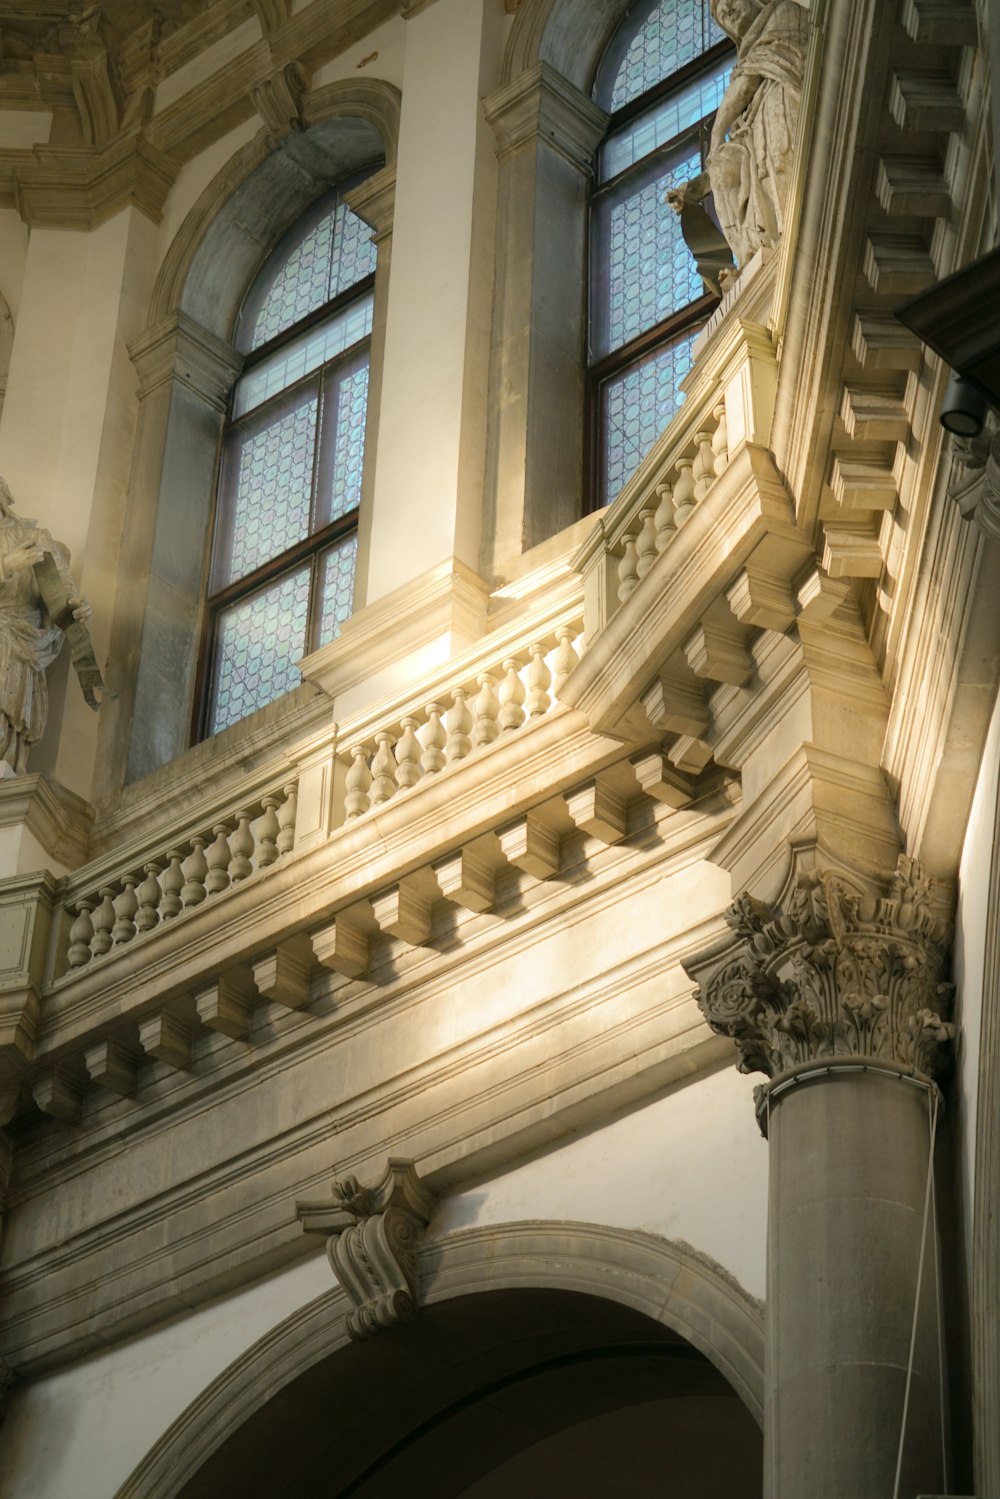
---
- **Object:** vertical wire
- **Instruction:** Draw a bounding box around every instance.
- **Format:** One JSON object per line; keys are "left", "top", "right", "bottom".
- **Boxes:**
{"left": 767, "top": 1085, "right": 778, "bottom": 1499}
{"left": 929, "top": 1090, "right": 949, "bottom": 1493}
{"left": 892, "top": 1085, "right": 940, "bottom": 1499}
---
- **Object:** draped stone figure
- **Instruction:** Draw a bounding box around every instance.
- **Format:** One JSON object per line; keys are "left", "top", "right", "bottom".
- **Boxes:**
{"left": 667, "top": 0, "right": 809, "bottom": 281}
{"left": 0, "top": 477, "right": 93, "bottom": 775}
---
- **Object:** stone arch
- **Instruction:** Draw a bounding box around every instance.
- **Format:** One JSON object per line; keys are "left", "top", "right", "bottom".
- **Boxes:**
{"left": 113, "top": 1222, "right": 764, "bottom": 1499}
{"left": 96, "top": 78, "right": 401, "bottom": 798}
{"left": 149, "top": 77, "right": 401, "bottom": 335}
{"left": 500, "top": 0, "right": 630, "bottom": 91}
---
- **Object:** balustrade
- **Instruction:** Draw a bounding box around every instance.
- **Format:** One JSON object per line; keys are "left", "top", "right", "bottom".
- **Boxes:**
{"left": 615, "top": 398, "right": 731, "bottom": 606}
{"left": 64, "top": 780, "right": 299, "bottom": 973}
{"left": 343, "top": 622, "right": 584, "bottom": 821}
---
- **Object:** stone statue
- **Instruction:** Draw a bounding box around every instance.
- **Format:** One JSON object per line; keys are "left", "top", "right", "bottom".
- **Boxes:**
{"left": 667, "top": 0, "right": 809, "bottom": 283}
{"left": 0, "top": 477, "right": 96, "bottom": 776}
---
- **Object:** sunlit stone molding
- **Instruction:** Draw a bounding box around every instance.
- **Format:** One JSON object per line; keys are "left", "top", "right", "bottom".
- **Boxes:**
{"left": 950, "top": 422, "right": 1000, "bottom": 544}
{"left": 687, "top": 853, "right": 955, "bottom": 1097}
{"left": 297, "top": 1159, "right": 436, "bottom": 1341}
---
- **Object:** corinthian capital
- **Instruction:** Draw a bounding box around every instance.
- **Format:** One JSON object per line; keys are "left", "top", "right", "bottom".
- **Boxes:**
{"left": 686, "top": 855, "right": 955, "bottom": 1084}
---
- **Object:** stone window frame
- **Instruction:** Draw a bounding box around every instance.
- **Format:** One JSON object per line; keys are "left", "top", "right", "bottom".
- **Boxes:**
{"left": 482, "top": 0, "right": 692, "bottom": 577}
{"left": 95, "top": 79, "right": 400, "bottom": 802}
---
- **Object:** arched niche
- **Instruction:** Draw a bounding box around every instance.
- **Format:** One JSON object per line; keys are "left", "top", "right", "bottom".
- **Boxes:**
{"left": 96, "top": 79, "right": 401, "bottom": 802}
{"left": 114, "top": 1222, "right": 764, "bottom": 1499}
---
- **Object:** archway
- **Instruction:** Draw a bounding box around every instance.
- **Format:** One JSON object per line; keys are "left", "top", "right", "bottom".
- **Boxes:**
{"left": 117, "top": 1223, "right": 764, "bottom": 1499}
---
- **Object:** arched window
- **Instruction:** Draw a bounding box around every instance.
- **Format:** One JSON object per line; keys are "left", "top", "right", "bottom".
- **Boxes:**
{"left": 589, "top": 0, "right": 733, "bottom": 507}
{"left": 196, "top": 171, "right": 379, "bottom": 738}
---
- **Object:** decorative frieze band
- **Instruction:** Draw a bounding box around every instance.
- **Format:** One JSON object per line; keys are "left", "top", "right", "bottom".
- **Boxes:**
{"left": 685, "top": 855, "right": 955, "bottom": 1093}
{"left": 297, "top": 1158, "right": 436, "bottom": 1340}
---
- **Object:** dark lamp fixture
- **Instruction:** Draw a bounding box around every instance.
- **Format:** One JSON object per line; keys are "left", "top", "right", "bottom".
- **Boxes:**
{"left": 940, "top": 371, "right": 989, "bottom": 437}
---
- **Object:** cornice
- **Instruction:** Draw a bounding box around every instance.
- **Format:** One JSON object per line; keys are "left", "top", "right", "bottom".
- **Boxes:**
{"left": 0, "top": 776, "right": 93, "bottom": 871}
{"left": 128, "top": 308, "right": 244, "bottom": 407}
{"left": 299, "top": 557, "right": 491, "bottom": 706}
{"left": 483, "top": 61, "right": 607, "bottom": 172}
{"left": 2, "top": 128, "right": 178, "bottom": 228}
{"left": 561, "top": 443, "right": 811, "bottom": 740}
{"left": 343, "top": 162, "right": 396, "bottom": 239}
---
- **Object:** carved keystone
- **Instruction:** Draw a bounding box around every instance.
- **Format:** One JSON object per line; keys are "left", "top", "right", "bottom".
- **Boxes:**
{"left": 297, "top": 1159, "right": 437, "bottom": 1341}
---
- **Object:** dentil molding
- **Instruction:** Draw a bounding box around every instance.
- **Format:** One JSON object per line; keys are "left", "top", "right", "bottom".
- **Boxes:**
{"left": 685, "top": 853, "right": 955, "bottom": 1103}
{"left": 297, "top": 1158, "right": 436, "bottom": 1340}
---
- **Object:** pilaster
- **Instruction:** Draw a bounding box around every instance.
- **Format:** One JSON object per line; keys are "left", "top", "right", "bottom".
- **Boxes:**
{"left": 482, "top": 63, "right": 607, "bottom": 573}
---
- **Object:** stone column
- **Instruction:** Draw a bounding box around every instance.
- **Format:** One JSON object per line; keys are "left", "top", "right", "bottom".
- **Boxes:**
{"left": 688, "top": 854, "right": 954, "bottom": 1499}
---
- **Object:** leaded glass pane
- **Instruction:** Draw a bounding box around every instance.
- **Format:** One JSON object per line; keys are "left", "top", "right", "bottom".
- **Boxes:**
{"left": 321, "top": 358, "right": 370, "bottom": 526}
{"left": 593, "top": 144, "right": 703, "bottom": 360}
{"left": 209, "top": 567, "right": 311, "bottom": 733}
{"left": 600, "top": 58, "right": 732, "bottom": 179}
{"left": 234, "top": 295, "right": 374, "bottom": 418}
{"left": 605, "top": 0, "right": 725, "bottom": 111}
{"left": 248, "top": 199, "right": 376, "bottom": 352}
{"left": 601, "top": 332, "right": 695, "bottom": 504}
{"left": 318, "top": 533, "right": 359, "bottom": 646}
{"left": 216, "top": 391, "right": 317, "bottom": 587}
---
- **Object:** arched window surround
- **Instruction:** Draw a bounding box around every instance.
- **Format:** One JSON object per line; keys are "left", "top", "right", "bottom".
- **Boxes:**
{"left": 94, "top": 80, "right": 400, "bottom": 805}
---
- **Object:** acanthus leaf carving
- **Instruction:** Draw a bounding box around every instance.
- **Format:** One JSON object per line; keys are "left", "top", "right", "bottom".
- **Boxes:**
{"left": 687, "top": 855, "right": 955, "bottom": 1083}
{"left": 296, "top": 1158, "right": 436, "bottom": 1341}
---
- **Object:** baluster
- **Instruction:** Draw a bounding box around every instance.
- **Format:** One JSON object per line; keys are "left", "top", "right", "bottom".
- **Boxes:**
{"left": 345, "top": 748, "right": 373, "bottom": 819}
{"left": 67, "top": 897, "right": 95, "bottom": 968}
{"left": 617, "top": 537, "right": 639, "bottom": 603}
{"left": 693, "top": 430, "right": 715, "bottom": 501}
{"left": 421, "top": 704, "right": 447, "bottom": 774}
{"left": 257, "top": 795, "right": 281, "bottom": 866}
{"left": 712, "top": 401, "right": 729, "bottom": 475}
{"left": 205, "top": 823, "right": 232, "bottom": 894}
{"left": 654, "top": 482, "right": 676, "bottom": 553}
{"left": 551, "top": 626, "right": 580, "bottom": 698}
{"left": 181, "top": 836, "right": 209, "bottom": 907}
{"left": 473, "top": 673, "right": 500, "bottom": 746}
{"left": 370, "top": 733, "right": 398, "bottom": 805}
{"left": 673, "top": 457, "right": 696, "bottom": 525}
{"left": 160, "top": 852, "right": 185, "bottom": 918}
{"left": 277, "top": 783, "right": 297, "bottom": 855}
{"left": 395, "top": 718, "right": 423, "bottom": 788}
{"left": 525, "top": 644, "right": 552, "bottom": 717}
{"left": 635, "top": 508, "right": 659, "bottom": 579}
{"left": 112, "top": 876, "right": 139, "bottom": 945}
{"left": 229, "top": 814, "right": 254, "bottom": 882}
{"left": 498, "top": 659, "right": 526, "bottom": 732}
{"left": 446, "top": 689, "right": 473, "bottom": 762}
{"left": 135, "top": 862, "right": 163, "bottom": 933}
{"left": 91, "top": 888, "right": 116, "bottom": 956}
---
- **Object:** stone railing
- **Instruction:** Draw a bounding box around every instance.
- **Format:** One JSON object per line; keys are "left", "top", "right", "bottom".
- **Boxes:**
{"left": 62, "top": 779, "right": 299, "bottom": 973}
{"left": 616, "top": 400, "right": 731, "bottom": 605}
{"left": 340, "top": 619, "right": 585, "bottom": 820}
{"left": 575, "top": 317, "right": 778, "bottom": 641}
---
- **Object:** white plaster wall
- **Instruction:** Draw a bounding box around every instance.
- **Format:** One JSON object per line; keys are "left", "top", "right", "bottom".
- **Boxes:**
{"left": 311, "top": 16, "right": 406, "bottom": 90}
{"left": 954, "top": 683, "right": 1000, "bottom": 1278}
{"left": 433, "top": 1063, "right": 769, "bottom": 1299}
{"left": 0, "top": 210, "right": 29, "bottom": 326}
{"left": 153, "top": 17, "right": 264, "bottom": 115}
{"left": 0, "top": 112, "right": 51, "bottom": 150}
{"left": 0, "top": 1250, "right": 332, "bottom": 1499}
{"left": 0, "top": 207, "right": 160, "bottom": 797}
{"left": 364, "top": 0, "right": 502, "bottom": 602}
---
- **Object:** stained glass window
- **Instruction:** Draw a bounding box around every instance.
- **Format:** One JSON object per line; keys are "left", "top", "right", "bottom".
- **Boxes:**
{"left": 589, "top": 2, "right": 731, "bottom": 506}
{"left": 200, "top": 170, "right": 381, "bottom": 738}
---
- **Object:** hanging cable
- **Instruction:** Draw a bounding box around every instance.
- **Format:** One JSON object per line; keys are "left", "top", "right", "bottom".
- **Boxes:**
{"left": 892, "top": 1085, "right": 941, "bottom": 1499}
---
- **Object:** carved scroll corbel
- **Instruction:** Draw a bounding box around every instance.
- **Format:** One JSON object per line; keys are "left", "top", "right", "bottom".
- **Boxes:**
{"left": 251, "top": 61, "right": 311, "bottom": 144}
{"left": 297, "top": 1158, "right": 436, "bottom": 1341}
